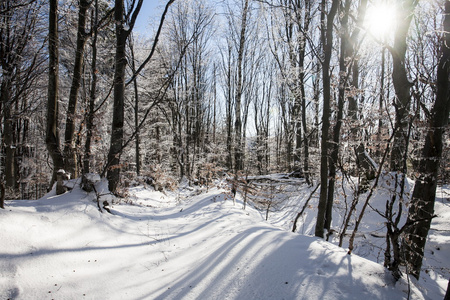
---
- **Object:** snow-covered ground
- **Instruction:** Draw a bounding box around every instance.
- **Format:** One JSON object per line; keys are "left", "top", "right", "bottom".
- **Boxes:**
{"left": 1, "top": 176, "right": 449, "bottom": 299}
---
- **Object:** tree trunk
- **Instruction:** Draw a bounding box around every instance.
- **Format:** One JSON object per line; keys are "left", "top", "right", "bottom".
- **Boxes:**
{"left": 64, "top": 0, "right": 90, "bottom": 179}
{"left": 445, "top": 279, "right": 450, "bottom": 300}
{"left": 346, "top": 0, "right": 374, "bottom": 183}
{"left": 129, "top": 37, "right": 141, "bottom": 176}
{"left": 234, "top": 0, "right": 249, "bottom": 172}
{"left": 1, "top": 80, "right": 16, "bottom": 189}
{"left": 83, "top": 0, "right": 99, "bottom": 177}
{"left": 226, "top": 43, "right": 233, "bottom": 171}
{"left": 106, "top": 0, "right": 128, "bottom": 193}
{"left": 389, "top": 0, "right": 418, "bottom": 171}
{"left": 0, "top": 181, "right": 5, "bottom": 209}
{"left": 325, "top": 0, "right": 350, "bottom": 231}
{"left": 315, "top": 0, "right": 339, "bottom": 238}
{"left": 46, "top": 0, "right": 65, "bottom": 191}
{"left": 404, "top": 0, "right": 450, "bottom": 279}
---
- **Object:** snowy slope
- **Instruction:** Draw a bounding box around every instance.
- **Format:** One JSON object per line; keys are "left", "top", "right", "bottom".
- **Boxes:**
{"left": 0, "top": 179, "right": 447, "bottom": 299}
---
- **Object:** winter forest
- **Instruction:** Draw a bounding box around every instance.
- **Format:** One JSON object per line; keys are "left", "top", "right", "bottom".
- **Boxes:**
{"left": 1, "top": 0, "right": 450, "bottom": 298}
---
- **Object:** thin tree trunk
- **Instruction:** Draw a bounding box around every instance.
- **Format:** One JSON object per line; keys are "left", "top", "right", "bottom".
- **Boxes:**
{"left": 0, "top": 181, "right": 4, "bottom": 209}
{"left": 325, "top": 0, "right": 350, "bottom": 231}
{"left": 83, "top": 0, "right": 99, "bottom": 177}
{"left": 377, "top": 47, "right": 386, "bottom": 159}
{"left": 129, "top": 37, "right": 141, "bottom": 176}
{"left": 226, "top": 43, "right": 233, "bottom": 170}
{"left": 234, "top": 0, "right": 250, "bottom": 172}
{"left": 404, "top": 0, "right": 450, "bottom": 279}
{"left": 315, "top": 0, "right": 339, "bottom": 238}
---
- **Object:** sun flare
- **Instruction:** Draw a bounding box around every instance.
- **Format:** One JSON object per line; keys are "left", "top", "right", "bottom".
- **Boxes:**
{"left": 365, "top": 2, "right": 398, "bottom": 41}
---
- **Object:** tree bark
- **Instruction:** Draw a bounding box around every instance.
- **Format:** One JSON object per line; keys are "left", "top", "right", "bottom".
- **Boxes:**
{"left": 1, "top": 81, "right": 16, "bottom": 189}
{"left": 325, "top": 0, "right": 350, "bottom": 231}
{"left": 105, "top": 0, "right": 174, "bottom": 192}
{"left": 107, "top": 0, "right": 128, "bottom": 193}
{"left": 64, "top": 0, "right": 90, "bottom": 178}
{"left": 129, "top": 37, "right": 141, "bottom": 176}
{"left": 234, "top": 0, "right": 250, "bottom": 172}
{"left": 46, "top": 0, "right": 65, "bottom": 190}
{"left": 389, "top": 0, "right": 418, "bottom": 171}
{"left": 315, "top": 0, "right": 339, "bottom": 238}
{"left": 83, "top": 0, "right": 99, "bottom": 177}
{"left": 404, "top": 0, "right": 450, "bottom": 279}
{"left": 0, "top": 181, "right": 5, "bottom": 209}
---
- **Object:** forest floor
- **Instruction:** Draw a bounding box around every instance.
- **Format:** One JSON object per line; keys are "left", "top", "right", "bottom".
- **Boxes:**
{"left": 0, "top": 174, "right": 449, "bottom": 299}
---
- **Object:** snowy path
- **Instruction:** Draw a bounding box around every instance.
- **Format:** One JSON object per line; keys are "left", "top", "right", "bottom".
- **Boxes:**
{"left": 0, "top": 183, "right": 444, "bottom": 299}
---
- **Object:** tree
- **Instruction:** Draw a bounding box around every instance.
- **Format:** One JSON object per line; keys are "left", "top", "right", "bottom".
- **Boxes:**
{"left": 315, "top": 0, "right": 339, "bottom": 239}
{"left": 1, "top": 0, "right": 44, "bottom": 194}
{"left": 389, "top": 0, "right": 419, "bottom": 171}
{"left": 234, "top": 0, "right": 250, "bottom": 172}
{"left": 324, "top": 0, "right": 351, "bottom": 232}
{"left": 106, "top": 0, "right": 143, "bottom": 193}
{"left": 268, "top": 0, "right": 313, "bottom": 181}
{"left": 46, "top": 0, "right": 65, "bottom": 191}
{"left": 106, "top": 0, "right": 175, "bottom": 193}
{"left": 63, "top": 0, "right": 91, "bottom": 178}
{"left": 404, "top": 0, "right": 450, "bottom": 279}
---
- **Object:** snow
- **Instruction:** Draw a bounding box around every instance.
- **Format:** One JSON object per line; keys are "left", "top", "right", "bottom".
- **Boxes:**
{"left": 0, "top": 178, "right": 448, "bottom": 299}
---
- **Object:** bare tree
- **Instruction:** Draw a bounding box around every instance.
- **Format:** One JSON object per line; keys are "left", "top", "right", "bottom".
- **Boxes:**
{"left": 389, "top": 0, "right": 419, "bottom": 171}
{"left": 315, "top": 0, "right": 339, "bottom": 239}
{"left": 234, "top": 0, "right": 250, "bottom": 172}
{"left": 1, "top": 0, "right": 44, "bottom": 192}
{"left": 106, "top": 0, "right": 175, "bottom": 193}
{"left": 63, "top": 0, "right": 91, "bottom": 178}
{"left": 404, "top": 0, "right": 450, "bottom": 279}
{"left": 46, "top": 0, "right": 65, "bottom": 191}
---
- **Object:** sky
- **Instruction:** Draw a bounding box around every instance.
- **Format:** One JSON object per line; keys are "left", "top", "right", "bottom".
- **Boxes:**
{"left": 133, "top": 0, "right": 164, "bottom": 36}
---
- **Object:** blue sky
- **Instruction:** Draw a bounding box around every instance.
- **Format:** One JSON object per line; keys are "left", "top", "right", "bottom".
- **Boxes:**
{"left": 133, "top": 0, "right": 163, "bottom": 35}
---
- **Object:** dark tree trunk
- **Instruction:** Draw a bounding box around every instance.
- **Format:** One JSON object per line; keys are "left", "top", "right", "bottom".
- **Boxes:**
{"left": 315, "top": 0, "right": 339, "bottom": 238}
{"left": 445, "top": 279, "right": 450, "bottom": 300}
{"left": 346, "top": 0, "right": 374, "bottom": 183}
{"left": 0, "top": 181, "right": 5, "bottom": 209}
{"left": 1, "top": 81, "right": 16, "bottom": 189}
{"left": 64, "top": 0, "right": 90, "bottom": 179}
{"left": 404, "top": 0, "right": 450, "bottom": 279}
{"left": 46, "top": 0, "right": 65, "bottom": 190}
{"left": 83, "top": 0, "right": 99, "bottom": 176}
{"left": 389, "top": 0, "right": 418, "bottom": 171}
{"left": 107, "top": 0, "right": 128, "bottom": 193}
{"left": 325, "top": 0, "right": 350, "bottom": 231}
